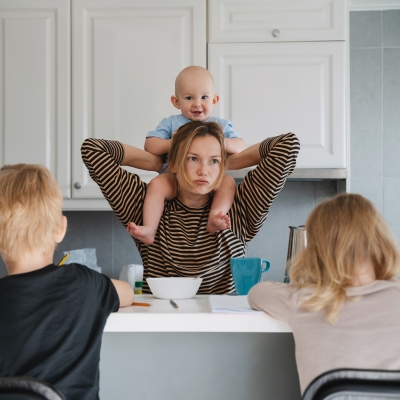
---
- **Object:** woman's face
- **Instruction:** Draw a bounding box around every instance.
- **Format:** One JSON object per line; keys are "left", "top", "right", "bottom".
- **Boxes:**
{"left": 177, "top": 134, "right": 222, "bottom": 199}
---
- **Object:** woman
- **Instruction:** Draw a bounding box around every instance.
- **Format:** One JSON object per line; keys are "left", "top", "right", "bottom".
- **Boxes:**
{"left": 248, "top": 193, "right": 400, "bottom": 394}
{"left": 81, "top": 121, "right": 300, "bottom": 294}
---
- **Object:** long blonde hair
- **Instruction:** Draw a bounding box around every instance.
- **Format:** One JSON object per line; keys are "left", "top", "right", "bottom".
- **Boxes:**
{"left": 0, "top": 164, "right": 64, "bottom": 261}
{"left": 289, "top": 193, "right": 400, "bottom": 323}
{"left": 168, "top": 121, "right": 227, "bottom": 191}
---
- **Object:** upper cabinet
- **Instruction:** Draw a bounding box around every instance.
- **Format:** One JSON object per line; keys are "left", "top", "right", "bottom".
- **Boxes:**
{"left": 208, "top": 0, "right": 348, "bottom": 169}
{"left": 72, "top": 0, "right": 206, "bottom": 202}
{"left": 0, "top": 0, "right": 206, "bottom": 209}
{"left": 0, "top": 0, "right": 71, "bottom": 198}
{"left": 0, "top": 0, "right": 348, "bottom": 209}
{"left": 209, "top": 0, "right": 346, "bottom": 42}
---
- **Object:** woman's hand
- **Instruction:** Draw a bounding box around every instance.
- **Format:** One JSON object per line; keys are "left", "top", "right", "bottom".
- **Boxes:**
{"left": 122, "top": 144, "right": 163, "bottom": 173}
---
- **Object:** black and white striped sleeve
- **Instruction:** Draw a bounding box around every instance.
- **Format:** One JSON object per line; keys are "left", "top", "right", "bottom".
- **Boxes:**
{"left": 230, "top": 132, "right": 300, "bottom": 243}
{"left": 81, "top": 138, "right": 146, "bottom": 228}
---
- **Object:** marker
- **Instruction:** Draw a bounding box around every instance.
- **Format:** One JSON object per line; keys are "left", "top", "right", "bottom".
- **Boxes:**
{"left": 57, "top": 253, "right": 70, "bottom": 266}
{"left": 170, "top": 299, "right": 178, "bottom": 309}
{"left": 131, "top": 302, "right": 151, "bottom": 307}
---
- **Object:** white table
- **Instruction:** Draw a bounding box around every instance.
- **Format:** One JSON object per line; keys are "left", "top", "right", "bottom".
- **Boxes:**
{"left": 104, "top": 295, "right": 291, "bottom": 333}
{"left": 100, "top": 295, "right": 300, "bottom": 400}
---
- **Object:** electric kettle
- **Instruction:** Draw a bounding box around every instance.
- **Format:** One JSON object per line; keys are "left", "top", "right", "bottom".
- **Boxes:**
{"left": 284, "top": 225, "right": 307, "bottom": 283}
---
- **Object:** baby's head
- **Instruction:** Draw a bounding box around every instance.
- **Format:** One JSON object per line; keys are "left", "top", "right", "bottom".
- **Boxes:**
{"left": 0, "top": 164, "right": 66, "bottom": 263}
{"left": 171, "top": 66, "right": 219, "bottom": 121}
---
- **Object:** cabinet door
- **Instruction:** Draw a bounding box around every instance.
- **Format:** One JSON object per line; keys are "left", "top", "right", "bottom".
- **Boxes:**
{"left": 0, "top": 0, "right": 70, "bottom": 197}
{"left": 209, "top": 42, "right": 346, "bottom": 168}
{"left": 72, "top": 0, "right": 206, "bottom": 200}
{"left": 209, "top": 0, "right": 346, "bottom": 43}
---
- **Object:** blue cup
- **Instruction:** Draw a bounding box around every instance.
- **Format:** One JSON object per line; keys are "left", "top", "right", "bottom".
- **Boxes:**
{"left": 230, "top": 258, "right": 271, "bottom": 295}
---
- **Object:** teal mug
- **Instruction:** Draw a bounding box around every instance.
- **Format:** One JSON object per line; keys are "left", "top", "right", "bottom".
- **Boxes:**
{"left": 230, "top": 258, "right": 271, "bottom": 295}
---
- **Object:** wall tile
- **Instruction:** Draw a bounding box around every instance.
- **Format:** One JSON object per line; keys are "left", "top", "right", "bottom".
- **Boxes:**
{"left": 54, "top": 211, "right": 114, "bottom": 277}
{"left": 113, "top": 213, "right": 143, "bottom": 279}
{"left": 384, "top": 178, "right": 400, "bottom": 243}
{"left": 247, "top": 182, "right": 315, "bottom": 283}
{"left": 383, "top": 10, "right": 400, "bottom": 47}
{"left": 350, "top": 48, "right": 383, "bottom": 178}
{"left": 350, "top": 177, "right": 384, "bottom": 214}
{"left": 350, "top": 11, "right": 382, "bottom": 48}
{"left": 314, "top": 180, "right": 338, "bottom": 204}
{"left": 383, "top": 48, "right": 400, "bottom": 177}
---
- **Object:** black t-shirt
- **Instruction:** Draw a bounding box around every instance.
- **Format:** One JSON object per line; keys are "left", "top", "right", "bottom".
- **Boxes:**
{"left": 0, "top": 263, "right": 119, "bottom": 400}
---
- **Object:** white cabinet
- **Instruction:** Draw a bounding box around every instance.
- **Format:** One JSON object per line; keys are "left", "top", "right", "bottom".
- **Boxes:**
{"left": 209, "top": 42, "right": 346, "bottom": 168}
{"left": 209, "top": 0, "right": 346, "bottom": 42}
{"left": 208, "top": 0, "right": 348, "bottom": 169}
{"left": 0, "top": 0, "right": 70, "bottom": 198}
{"left": 0, "top": 0, "right": 205, "bottom": 208}
{"left": 72, "top": 0, "right": 206, "bottom": 203}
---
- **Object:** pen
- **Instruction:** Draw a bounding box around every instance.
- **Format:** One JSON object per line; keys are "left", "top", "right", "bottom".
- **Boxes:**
{"left": 131, "top": 302, "right": 151, "bottom": 307}
{"left": 170, "top": 299, "right": 178, "bottom": 309}
{"left": 57, "top": 253, "right": 70, "bottom": 266}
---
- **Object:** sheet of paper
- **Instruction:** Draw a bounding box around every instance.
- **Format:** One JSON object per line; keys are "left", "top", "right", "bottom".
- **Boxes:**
{"left": 209, "top": 295, "right": 262, "bottom": 314}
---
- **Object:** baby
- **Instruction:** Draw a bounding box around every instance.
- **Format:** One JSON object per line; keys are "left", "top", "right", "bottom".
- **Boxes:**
{"left": 128, "top": 66, "right": 246, "bottom": 245}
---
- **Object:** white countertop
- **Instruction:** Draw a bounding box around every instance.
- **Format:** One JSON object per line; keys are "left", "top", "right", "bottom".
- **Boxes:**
{"left": 104, "top": 295, "right": 291, "bottom": 333}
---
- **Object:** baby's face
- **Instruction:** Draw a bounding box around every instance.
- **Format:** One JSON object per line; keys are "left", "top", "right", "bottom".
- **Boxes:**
{"left": 172, "top": 73, "right": 219, "bottom": 121}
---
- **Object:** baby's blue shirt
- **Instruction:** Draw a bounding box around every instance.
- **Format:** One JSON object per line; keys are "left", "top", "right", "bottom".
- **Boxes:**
{"left": 146, "top": 114, "right": 241, "bottom": 140}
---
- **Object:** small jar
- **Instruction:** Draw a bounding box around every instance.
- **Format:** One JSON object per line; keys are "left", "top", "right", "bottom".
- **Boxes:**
{"left": 134, "top": 281, "right": 143, "bottom": 295}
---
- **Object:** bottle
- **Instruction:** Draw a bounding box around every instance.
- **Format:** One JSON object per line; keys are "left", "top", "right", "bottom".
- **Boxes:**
{"left": 134, "top": 281, "right": 143, "bottom": 295}
{"left": 133, "top": 264, "right": 144, "bottom": 295}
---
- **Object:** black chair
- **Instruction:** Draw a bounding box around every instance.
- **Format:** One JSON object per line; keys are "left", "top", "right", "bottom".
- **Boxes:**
{"left": 0, "top": 377, "right": 66, "bottom": 400}
{"left": 303, "top": 369, "right": 400, "bottom": 400}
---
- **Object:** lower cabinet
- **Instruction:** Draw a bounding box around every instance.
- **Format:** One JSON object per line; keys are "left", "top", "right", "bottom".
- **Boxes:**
{"left": 209, "top": 41, "right": 347, "bottom": 168}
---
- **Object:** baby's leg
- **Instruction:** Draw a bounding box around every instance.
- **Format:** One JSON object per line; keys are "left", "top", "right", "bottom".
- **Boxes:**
{"left": 206, "top": 175, "right": 235, "bottom": 233}
{"left": 126, "top": 173, "right": 176, "bottom": 245}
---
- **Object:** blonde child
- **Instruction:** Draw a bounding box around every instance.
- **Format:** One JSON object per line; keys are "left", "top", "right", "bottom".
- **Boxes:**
{"left": 248, "top": 193, "right": 400, "bottom": 394}
{"left": 0, "top": 164, "right": 133, "bottom": 400}
{"left": 127, "top": 66, "right": 246, "bottom": 245}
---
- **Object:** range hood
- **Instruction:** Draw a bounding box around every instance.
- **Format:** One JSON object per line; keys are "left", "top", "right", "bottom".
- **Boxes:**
{"left": 228, "top": 168, "right": 347, "bottom": 181}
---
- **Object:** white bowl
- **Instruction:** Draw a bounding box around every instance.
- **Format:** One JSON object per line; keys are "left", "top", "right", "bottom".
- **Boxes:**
{"left": 146, "top": 277, "right": 203, "bottom": 300}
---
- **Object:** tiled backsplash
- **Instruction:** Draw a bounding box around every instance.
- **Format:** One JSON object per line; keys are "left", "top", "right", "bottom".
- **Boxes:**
{"left": 0, "top": 180, "right": 338, "bottom": 281}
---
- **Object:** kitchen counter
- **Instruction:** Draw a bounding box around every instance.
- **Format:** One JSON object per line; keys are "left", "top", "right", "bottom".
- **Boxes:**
{"left": 104, "top": 295, "right": 291, "bottom": 333}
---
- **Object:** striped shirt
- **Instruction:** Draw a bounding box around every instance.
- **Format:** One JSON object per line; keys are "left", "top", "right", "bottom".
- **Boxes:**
{"left": 81, "top": 133, "right": 300, "bottom": 294}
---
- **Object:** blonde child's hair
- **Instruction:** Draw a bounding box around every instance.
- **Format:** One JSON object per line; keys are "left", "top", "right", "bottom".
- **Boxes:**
{"left": 168, "top": 121, "right": 227, "bottom": 192}
{"left": 0, "top": 164, "right": 64, "bottom": 261}
{"left": 289, "top": 193, "right": 400, "bottom": 323}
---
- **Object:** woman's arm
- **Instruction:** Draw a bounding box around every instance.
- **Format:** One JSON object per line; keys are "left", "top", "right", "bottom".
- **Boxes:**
{"left": 227, "top": 142, "right": 262, "bottom": 170}
{"left": 229, "top": 132, "right": 300, "bottom": 243}
{"left": 224, "top": 138, "right": 246, "bottom": 154}
{"left": 144, "top": 137, "right": 172, "bottom": 156}
{"left": 123, "top": 142, "right": 163, "bottom": 172}
{"left": 81, "top": 139, "right": 150, "bottom": 228}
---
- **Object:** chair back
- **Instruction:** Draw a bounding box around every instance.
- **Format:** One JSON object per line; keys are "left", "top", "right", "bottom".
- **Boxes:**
{"left": 303, "top": 369, "right": 400, "bottom": 400}
{"left": 0, "top": 377, "right": 66, "bottom": 400}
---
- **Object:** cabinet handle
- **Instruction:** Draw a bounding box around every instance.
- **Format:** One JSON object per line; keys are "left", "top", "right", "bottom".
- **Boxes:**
{"left": 272, "top": 29, "right": 280, "bottom": 37}
{"left": 74, "top": 182, "right": 82, "bottom": 189}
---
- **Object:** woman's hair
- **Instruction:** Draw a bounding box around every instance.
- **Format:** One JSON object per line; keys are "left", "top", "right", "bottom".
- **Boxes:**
{"left": 289, "top": 193, "right": 400, "bottom": 323}
{"left": 0, "top": 164, "right": 64, "bottom": 261}
{"left": 168, "top": 121, "right": 227, "bottom": 191}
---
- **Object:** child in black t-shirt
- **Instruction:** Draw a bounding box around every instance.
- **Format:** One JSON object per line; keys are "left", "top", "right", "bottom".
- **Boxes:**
{"left": 0, "top": 164, "right": 134, "bottom": 400}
